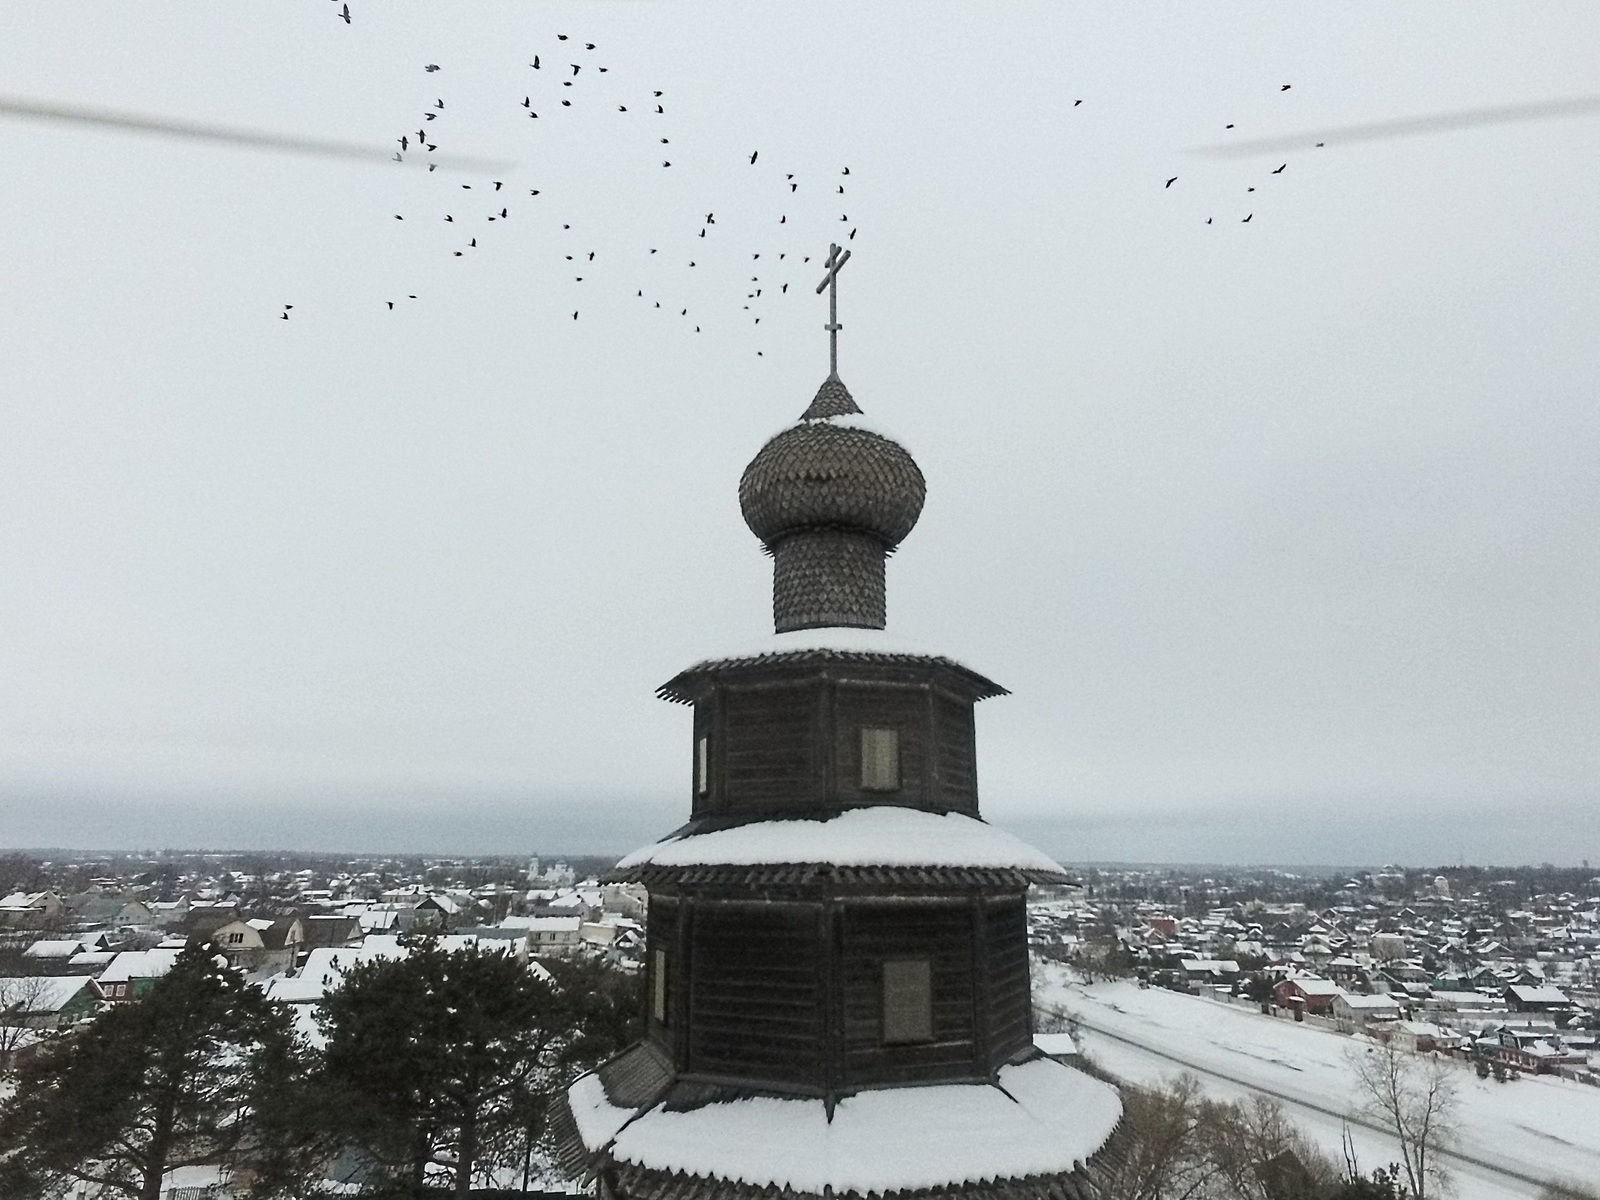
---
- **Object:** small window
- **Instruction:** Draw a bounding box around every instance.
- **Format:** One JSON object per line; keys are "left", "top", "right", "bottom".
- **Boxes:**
{"left": 652, "top": 949, "right": 669, "bottom": 1024}
{"left": 696, "top": 737, "right": 709, "bottom": 796}
{"left": 882, "top": 957, "right": 932, "bottom": 1044}
{"left": 860, "top": 727, "right": 900, "bottom": 792}
{"left": 226, "top": 932, "right": 244, "bottom": 945}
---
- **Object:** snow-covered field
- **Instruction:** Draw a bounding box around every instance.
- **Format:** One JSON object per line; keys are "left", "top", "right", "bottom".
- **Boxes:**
{"left": 1037, "top": 970, "right": 1600, "bottom": 1200}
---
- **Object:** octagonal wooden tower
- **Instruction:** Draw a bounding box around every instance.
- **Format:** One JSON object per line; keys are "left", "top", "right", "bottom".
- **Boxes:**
{"left": 558, "top": 370, "right": 1124, "bottom": 1200}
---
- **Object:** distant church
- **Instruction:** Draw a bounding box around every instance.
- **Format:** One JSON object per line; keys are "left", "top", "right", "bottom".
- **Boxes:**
{"left": 557, "top": 247, "right": 1124, "bottom": 1200}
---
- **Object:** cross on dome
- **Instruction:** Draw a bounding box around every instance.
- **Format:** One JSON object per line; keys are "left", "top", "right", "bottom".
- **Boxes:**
{"left": 815, "top": 242, "right": 852, "bottom": 378}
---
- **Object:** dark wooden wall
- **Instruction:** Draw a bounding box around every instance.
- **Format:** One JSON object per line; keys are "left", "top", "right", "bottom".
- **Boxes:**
{"left": 688, "top": 666, "right": 981, "bottom": 820}
{"left": 643, "top": 888, "right": 1035, "bottom": 1097}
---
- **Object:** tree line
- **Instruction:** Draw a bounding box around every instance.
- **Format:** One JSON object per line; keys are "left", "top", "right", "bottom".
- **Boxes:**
{"left": 0, "top": 940, "right": 640, "bottom": 1199}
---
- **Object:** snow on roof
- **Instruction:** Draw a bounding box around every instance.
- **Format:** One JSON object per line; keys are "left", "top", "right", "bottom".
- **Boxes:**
{"left": 1033, "top": 1031, "right": 1079, "bottom": 1057}
{"left": 1509, "top": 985, "right": 1570, "bottom": 1003}
{"left": 1280, "top": 977, "right": 1343, "bottom": 996}
{"left": 0, "top": 975, "right": 94, "bottom": 1013}
{"left": 616, "top": 808, "right": 1066, "bottom": 875}
{"left": 22, "top": 939, "right": 86, "bottom": 958}
{"left": 582, "top": 1058, "right": 1119, "bottom": 1193}
{"left": 98, "top": 948, "right": 183, "bottom": 984}
{"left": 1337, "top": 993, "right": 1401, "bottom": 1010}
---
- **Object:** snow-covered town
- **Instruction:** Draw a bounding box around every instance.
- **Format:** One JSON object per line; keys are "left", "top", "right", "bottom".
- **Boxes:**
{"left": 3, "top": 852, "right": 1599, "bottom": 1196}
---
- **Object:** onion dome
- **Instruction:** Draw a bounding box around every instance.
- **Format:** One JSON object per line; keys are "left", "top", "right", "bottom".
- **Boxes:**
{"left": 739, "top": 375, "right": 926, "bottom": 632}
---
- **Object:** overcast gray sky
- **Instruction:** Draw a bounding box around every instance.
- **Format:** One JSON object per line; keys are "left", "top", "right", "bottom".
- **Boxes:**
{"left": 2, "top": 3, "right": 1597, "bottom": 865}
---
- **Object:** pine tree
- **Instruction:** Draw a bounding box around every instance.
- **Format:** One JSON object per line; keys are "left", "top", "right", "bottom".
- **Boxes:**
{"left": 0, "top": 946, "right": 292, "bottom": 1200}
{"left": 320, "top": 938, "right": 570, "bottom": 1198}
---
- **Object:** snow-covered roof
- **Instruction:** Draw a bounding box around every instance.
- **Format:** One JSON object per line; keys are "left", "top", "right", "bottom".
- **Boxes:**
{"left": 1033, "top": 1031, "right": 1078, "bottom": 1057}
{"left": 0, "top": 975, "right": 94, "bottom": 1013}
{"left": 98, "top": 948, "right": 182, "bottom": 984}
{"left": 616, "top": 808, "right": 1066, "bottom": 876}
{"left": 1508, "top": 985, "right": 1569, "bottom": 1004}
{"left": 22, "top": 939, "right": 86, "bottom": 959}
{"left": 571, "top": 1057, "right": 1119, "bottom": 1194}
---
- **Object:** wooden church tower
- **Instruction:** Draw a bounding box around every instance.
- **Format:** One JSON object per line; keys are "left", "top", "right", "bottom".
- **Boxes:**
{"left": 559, "top": 247, "right": 1123, "bottom": 1200}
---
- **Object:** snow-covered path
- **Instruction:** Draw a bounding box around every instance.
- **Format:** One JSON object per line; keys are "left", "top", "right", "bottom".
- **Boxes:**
{"left": 1038, "top": 973, "right": 1600, "bottom": 1200}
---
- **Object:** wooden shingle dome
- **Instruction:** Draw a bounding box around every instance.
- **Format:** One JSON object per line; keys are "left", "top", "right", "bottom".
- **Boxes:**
{"left": 739, "top": 375, "right": 925, "bottom": 632}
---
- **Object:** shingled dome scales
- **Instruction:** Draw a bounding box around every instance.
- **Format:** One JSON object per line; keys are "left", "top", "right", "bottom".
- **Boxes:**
{"left": 739, "top": 374, "right": 925, "bottom": 632}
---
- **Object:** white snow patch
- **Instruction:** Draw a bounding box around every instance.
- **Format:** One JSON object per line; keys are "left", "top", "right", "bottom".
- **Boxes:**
{"left": 606, "top": 1058, "right": 1118, "bottom": 1193}
{"left": 616, "top": 808, "right": 1066, "bottom": 875}
{"left": 568, "top": 1070, "right": 640, "bottom": 1151}
{"left": 1034, "top": 1031, "right": 1079, "bottom": 1057}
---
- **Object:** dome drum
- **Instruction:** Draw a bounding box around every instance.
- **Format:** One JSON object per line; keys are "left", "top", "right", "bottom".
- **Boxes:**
{"left": 771, "top": 528, "right": 885, "bottom": 631}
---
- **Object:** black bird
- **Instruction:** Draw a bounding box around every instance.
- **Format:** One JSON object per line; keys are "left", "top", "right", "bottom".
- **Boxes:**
{"left": 790, "top": 183, "right": 797, "bottom": 192}
{"left": 842, "top": 166, "right": 850, "bottom": 175}
{"left": 780, "top": 215, "right": 786, "bottom": 224}
{"left": 426, "top": 144, "right": 436, "bottom": 151}
{"left": 435, "top": 100, "right": 444, "bottom": 109}
{"left": 280, "top": 312, "right": 288, "bottom": 319}
{"left": 786, "top": 173, "right": 794, "bottom": 179}
{"left": 494, "top": 181, "right": 503, "bottom": 191}
{"left": 782, "top": 283, "right": 788, "bottom": 293}
{"left": 599, "top": 67, "right": 608, "bottom": 72}
{"left": 563, "top": 81, "right": 572, "bottom": 87}
{"left": 661, "top": 138, "right": 669, "bottom": 143}
{"left": 387, "top": 301, "right": 394, "bottom": 309}
{"left": 637, "top": 290, "right": 642, "bottom": 296}
{"left": 1206, "top": 218, "right": 1212, "bottom": 224}
{"left": 650, "top": 248, "right": 657, "bottom": 253}
{"left": 586, "top": 42, "right": 595, "bottom": 49}
{"left": 588, "top": 251, "right": 595, "bottom": 260}
{"left": 530, "top": 189, "right": 541, "bottom": 195}
{"left": 1316, "top": 141, "right": 1325, "bottom": 147}
{"left": 572, "top": 64, "right": 581, "bottom": 75}
{"left": 1271, "top": 163, "right": 1286, "bottom": 174}
{"left": 532, "top": 56, "right": 540, "bottom": 69}
{"left": 394, "top": 214, "right": 403, "bottom": 220}
{"left": 1242, "top": 213, "right": 1253, "bottom": 222}
{"left": 619, "top": 106, "right": 627, "bottom": 112}
{"left": 1165, "top": 177, "right": 1177, "bottom": 188}
{"left": 529, "top": 111, "right": 538, "bottom": 118}
{"left": 425, "top": 112, "right": 436, "bottom": 120}
{"left": 1074, "top": 99, "right": 1082, "bottom": 105}
{"left": 655, "top": 302, "right": 660, "bottom": 307}
{"left": 750, "top": 150, "right": 758, "bottom": 164}
{"left": 681, "top": 309, "right": 686, "bottom": 315}
{"left": 418, "top": 129, "right": 425, "bottom": 142}
{"left": 655, "top": 105, "right": 664, "bottom": 113}
{"left": 523, "top": 96, "right": 531, "bottom": 107}
{"left": 470, "top": 238, "right": 476, "bottom": 247}
{"left": 339, "top": 3, "right": 350, "bottom": 23}
{"left": 462, "top": 184, "right": 472, "bottom": 189}
{"left": 558, "top": 33, "right": 568, "bottom": 40}
{"left": 662, "top": 160, "right": 670, "bottom": 167}
{"left": 849, "top": 228, "right": 856, "bottom": 240}
{"left": 699, "top": 229, "right": 705, "bottom": 238}
{"left": 425, "top": 64, "right": 440, "bottom": 72}
{"left": 500, "top": 207, "right": 507, "bottom": 218}
{"left": 399, "top": 136, "right": 408, "bottom": 150}
{"left": 392, "top": 153, "right": 402, "bottom": 162}
{"left": 1247, "top": 187, "right": 1255, "bottom": 192}
{"left": 1280, "top": 84, "right": 1290, "bottom": 90}
{"left": 454, "top": 251, "right": 463, "bottom": 256}
{"left": 706, "top": 213, "right": 715, "bottom": 224}
{"left": 653, "top": 90, "right": 663, "bottom": 96}
{"left": 445, "top": 215, "right": 453, "bottom": 222}
{"left": 839, "top": 214, "right": 847, "bottom": 221}
{"left": 562, "top": 100, "right": 570, "bottom": 106}
{"left": 573, "top": 312, "right": 578, "bottom": 320}
{"left": 409, "top": 295, "right": 417, "bottom": 299}
{"left": 1226, "top": 123, "right": 1234, "bottom": 129}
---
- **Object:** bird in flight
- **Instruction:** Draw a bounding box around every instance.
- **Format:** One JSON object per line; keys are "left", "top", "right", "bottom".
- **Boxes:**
{"left": 339, "top": 3, "right": 350, "bottom": 24}
{"left": 1242, "top": 213, "right": 1253, "bottom": 222}
{"left": 750, "top": 150, "right": 758, "bottom": 164}
{"left": 424, "top": 64, "right": 440, "bottom": 73}
{"left": 1074, "top": 99, "right": 1082, "bottom": 106}
{"left": 1271, "top": 163, "right": 1287, "bottom": 174}
{"left": 531, "top": 56, "right": 541, "bottom": 69}
{"left": 1165, "top": 176, "right": 1178, "bottom": 188}
{"left": 1281, "top": 84, "right": 1291, "bottom": 91}
{"left": 572, "top": 64, "right": 581, "bottom": 76}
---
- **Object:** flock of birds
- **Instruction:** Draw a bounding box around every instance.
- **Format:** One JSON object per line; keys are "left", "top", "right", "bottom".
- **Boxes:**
{"left": 285, "top": 10, "right": 1309, "bottom": 340}
{"left": 1166, "top": 83, "right": 1318, "bottom": 224}
{"left": 282, "top": 11, "right": 859, "bottom": 357}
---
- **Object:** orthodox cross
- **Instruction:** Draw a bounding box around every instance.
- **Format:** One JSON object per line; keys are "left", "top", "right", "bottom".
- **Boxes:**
{"left": 815, "top": 242, "right": 852, "bottom": 376}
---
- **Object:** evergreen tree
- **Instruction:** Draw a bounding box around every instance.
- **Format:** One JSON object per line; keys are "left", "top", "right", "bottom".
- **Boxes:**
{"left": 0, "top": 946, "right": 291, "bottom": 1200}
{"left": 320, "top": 939, "right": 571, "bottom": 1198}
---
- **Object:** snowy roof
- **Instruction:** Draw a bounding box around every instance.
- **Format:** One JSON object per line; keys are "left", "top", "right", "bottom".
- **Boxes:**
{"left": 1508, "top": 985, "right": 1569, "bottom": 1004}
{"left": 571, "top": 1057, "right": 1120, "bottom": 1194}
{"left": 0, "top": 975, "right": 94, "bottom": 1013}
{"left": 1033, "top": 1031, "right": 1079, "bottom": 1057}
{"left": 22, "top": 939, "right": 86, "bottom": 958}
{"left": 615, "top": 808, "right": 1066, "bottom": 876}
{"left": 98, "top": 948, "right": 182, "bottom": 983}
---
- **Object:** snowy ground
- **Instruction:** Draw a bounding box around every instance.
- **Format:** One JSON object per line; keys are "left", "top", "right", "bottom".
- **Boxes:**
{"left": 1036, "top": 969, "right": 1600, "bottom": 1200}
